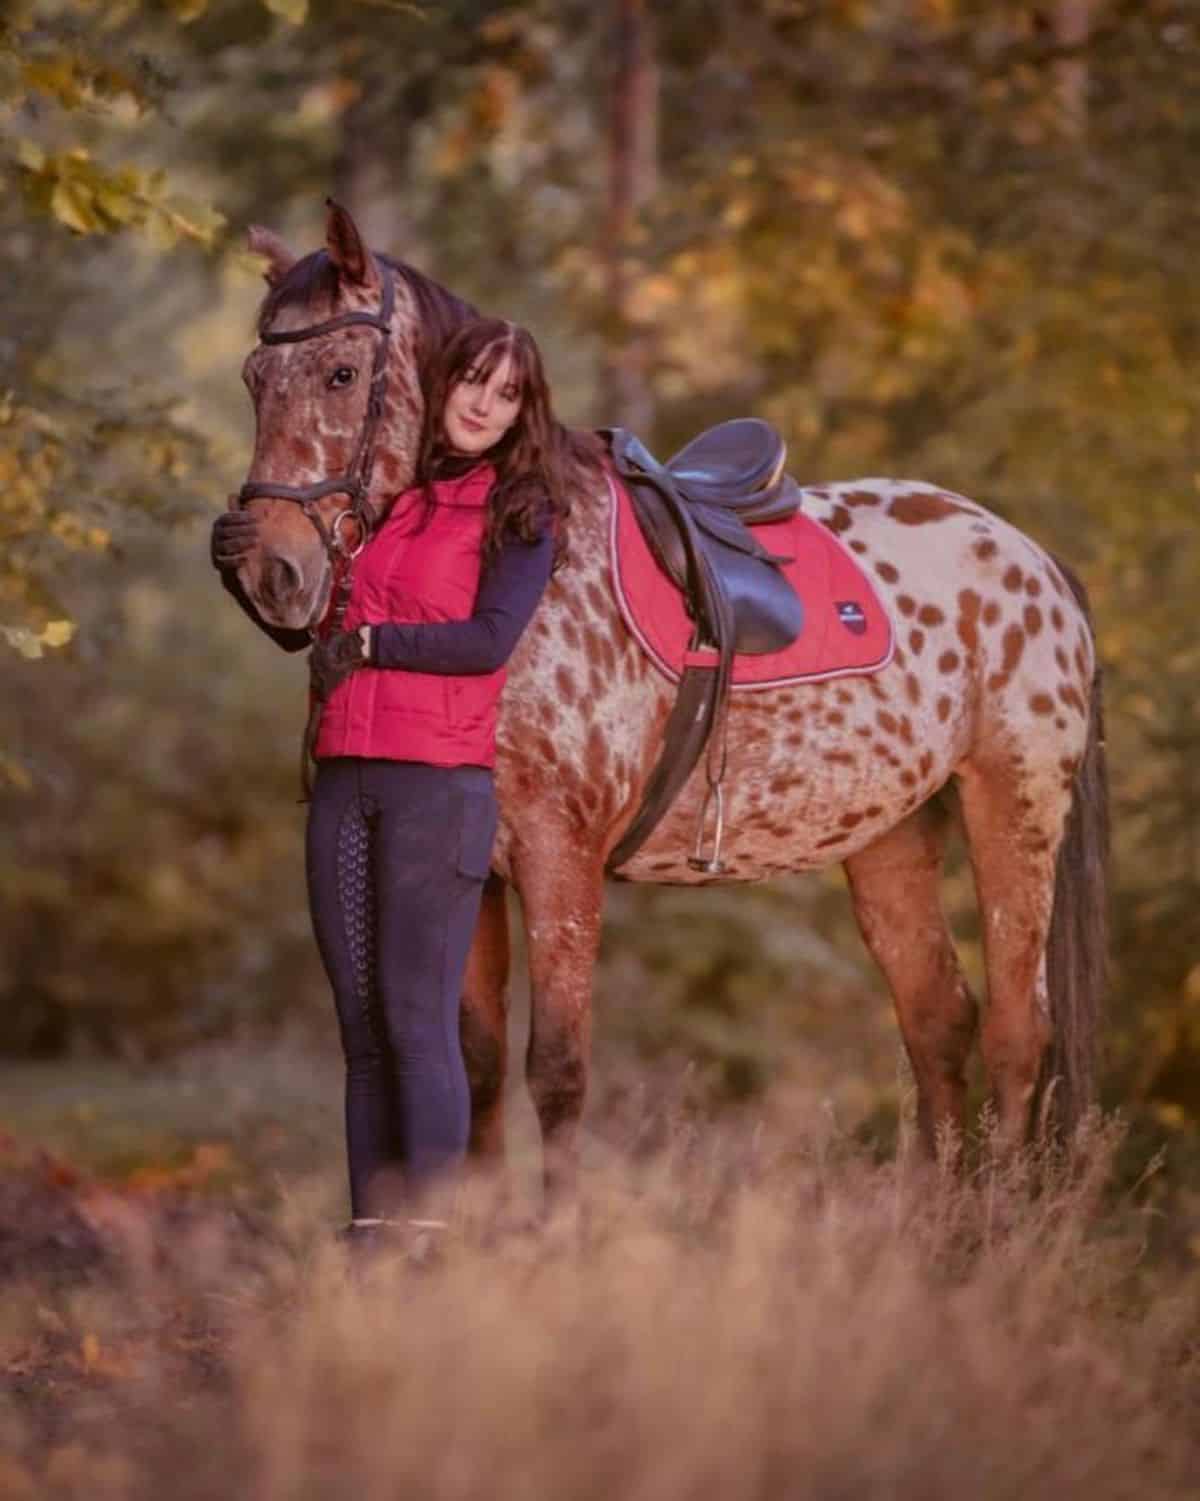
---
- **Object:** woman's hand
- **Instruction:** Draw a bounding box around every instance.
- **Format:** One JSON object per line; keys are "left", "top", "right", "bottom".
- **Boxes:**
{"left": 211, "top": 506, "right": 259, "bottom": 571}
{"left": 309, "top": 630, "right": 367, "bottom": 700}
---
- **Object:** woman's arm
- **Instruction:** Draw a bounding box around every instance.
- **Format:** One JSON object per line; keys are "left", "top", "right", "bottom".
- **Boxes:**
{"left": 367, "top": 529, "right": 554, "bottom": 675}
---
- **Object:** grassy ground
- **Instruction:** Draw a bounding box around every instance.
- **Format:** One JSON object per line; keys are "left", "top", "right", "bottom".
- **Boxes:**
{"left": 0, "top": 1040, "right": 1198, "bottom": 1501}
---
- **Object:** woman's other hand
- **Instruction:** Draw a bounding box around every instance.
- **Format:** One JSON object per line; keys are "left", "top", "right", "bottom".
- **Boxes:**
{"left": 309, "top": 630, "right": 367, "bottom": 700}
{"left": 211, "top": 506, "right": 259, "bottom": 571}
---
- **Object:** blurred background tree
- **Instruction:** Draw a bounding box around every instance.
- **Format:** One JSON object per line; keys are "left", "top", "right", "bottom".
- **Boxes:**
{"left": 1, "top": 0, "right": 1197, "bottom": 1155}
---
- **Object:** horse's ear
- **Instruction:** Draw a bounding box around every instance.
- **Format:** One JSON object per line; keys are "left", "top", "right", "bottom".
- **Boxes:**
{"left": 247, "top": 226, "right": 297, "bottom": 288}
{"left": 325, "top": 198, "right": 378, "bottom": 289}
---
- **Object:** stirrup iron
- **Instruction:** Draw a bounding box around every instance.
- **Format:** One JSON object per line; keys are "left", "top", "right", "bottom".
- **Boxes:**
{"left": 688, "top": 781, "right": 726, "bottom": 873}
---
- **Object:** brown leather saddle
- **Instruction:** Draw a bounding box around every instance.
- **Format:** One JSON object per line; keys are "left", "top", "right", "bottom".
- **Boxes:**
{"left": 602, "top": 419, "right": 804, "bottom": 876}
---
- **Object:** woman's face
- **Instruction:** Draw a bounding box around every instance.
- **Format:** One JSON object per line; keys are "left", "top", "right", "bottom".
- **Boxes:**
{"left": 442, "top": 350, "right": 523, "bottom": 457}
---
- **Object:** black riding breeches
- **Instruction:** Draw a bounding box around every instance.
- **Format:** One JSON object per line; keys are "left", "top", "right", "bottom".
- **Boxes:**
{"left": 306, "top": 758, "right": 498, "bottom": 1217}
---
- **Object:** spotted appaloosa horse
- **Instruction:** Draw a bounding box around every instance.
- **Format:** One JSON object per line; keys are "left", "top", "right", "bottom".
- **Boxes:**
{"left": 233, "top": 204, "right": 1107, "bottom": 1196}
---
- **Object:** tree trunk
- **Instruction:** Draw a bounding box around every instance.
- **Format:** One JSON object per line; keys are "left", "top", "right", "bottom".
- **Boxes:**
{"left": 601, "top": 0, "right": 658, "bottom": 433}
{"left": 1053, "top": 0, "right": 1091, "bottom": 139}
{"left": 332, "top": 46, "right": 425, "bottom": 263}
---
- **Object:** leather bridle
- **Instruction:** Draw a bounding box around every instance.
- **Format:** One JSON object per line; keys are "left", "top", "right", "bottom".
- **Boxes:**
{"left": 238, "top": 260, "right": 396, "bottom": 567}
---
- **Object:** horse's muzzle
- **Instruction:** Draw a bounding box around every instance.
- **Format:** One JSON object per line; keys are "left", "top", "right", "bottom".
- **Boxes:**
{"left": 259, "top": 551, "right": 305, "bottom": 617}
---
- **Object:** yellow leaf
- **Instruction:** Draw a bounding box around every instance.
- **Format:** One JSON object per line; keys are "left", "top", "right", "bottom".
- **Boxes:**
{"left": 1, "top": 626, "right": 43, "bottom": 659}
{"left": 40, "top": 618, "right": 74, "bottom": 648}
{"left": 14, "top": 137, "right": 43, "bottom": 171}
{"left": 50, "top": 179, "right": 99, "bottom": 235}
{"left": 0, "top": 753, "right": 33, "bottom": 792}
{"left": 263, "top": 0, "right": 308, "bottom": 22}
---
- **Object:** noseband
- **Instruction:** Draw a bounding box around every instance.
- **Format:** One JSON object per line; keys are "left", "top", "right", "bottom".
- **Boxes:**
{"left": 238, "top": 261, "right": 396, "bottom": 565}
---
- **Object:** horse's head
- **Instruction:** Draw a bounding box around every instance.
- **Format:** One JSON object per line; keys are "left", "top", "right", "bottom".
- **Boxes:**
{"left": 234, "top": 201, "right": 468, "bottom": 630}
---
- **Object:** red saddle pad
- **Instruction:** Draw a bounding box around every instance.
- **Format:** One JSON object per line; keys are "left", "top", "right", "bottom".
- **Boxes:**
{"left": 607, "top": 472, "right": 894, "bottom": 689}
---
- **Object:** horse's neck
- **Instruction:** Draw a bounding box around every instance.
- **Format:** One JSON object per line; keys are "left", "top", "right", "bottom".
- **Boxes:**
{"left": 367, "top": 274, "right": 427, "bottom": 503}
{"left": 562, "top": 465, "right": 615, "bottom": 594}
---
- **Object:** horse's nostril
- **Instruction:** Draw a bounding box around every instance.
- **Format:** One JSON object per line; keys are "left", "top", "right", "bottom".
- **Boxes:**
{"left": 261, "top": 552, "right": 303, "bottom": 607}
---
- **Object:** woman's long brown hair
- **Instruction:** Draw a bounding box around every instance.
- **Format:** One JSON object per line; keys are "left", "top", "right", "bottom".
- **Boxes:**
{"left": 417, "top": 317, "right": 604, "bottom": 571}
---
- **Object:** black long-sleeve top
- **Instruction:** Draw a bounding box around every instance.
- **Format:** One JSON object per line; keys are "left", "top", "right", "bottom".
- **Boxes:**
{"left": 221, "top": 527, "right": 554, "bottom": 674}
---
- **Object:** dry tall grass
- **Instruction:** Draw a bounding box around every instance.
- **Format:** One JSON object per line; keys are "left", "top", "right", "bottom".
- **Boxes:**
{"left": 2, "top": 1089, "right": 1197, "bottom": 1501}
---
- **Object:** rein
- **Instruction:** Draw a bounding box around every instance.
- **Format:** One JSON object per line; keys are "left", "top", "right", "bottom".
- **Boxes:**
{"left": 238, "top": 261, "right": 397, "bottom": 579}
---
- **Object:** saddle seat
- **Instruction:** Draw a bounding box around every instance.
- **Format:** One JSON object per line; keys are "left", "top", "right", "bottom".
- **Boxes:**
{"left": 604, "top": 419, "right": 803, "bottom": 655}
{"left": 665, "top": 417, "right": 794, "bottom": 512}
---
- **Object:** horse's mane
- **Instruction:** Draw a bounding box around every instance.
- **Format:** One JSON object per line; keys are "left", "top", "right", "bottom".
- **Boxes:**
{"left": 256, "top": 250, "right": 478, "bottom": 394}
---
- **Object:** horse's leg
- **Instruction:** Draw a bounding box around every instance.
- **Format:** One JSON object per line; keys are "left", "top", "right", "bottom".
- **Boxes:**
{"left": 955, "top": 753, "right": 1068, "bottom": 1148}
{"left": 460, "top": 874, "right": 511, "bottom": 1161}
{"left": 844, "top": 802, "right": 978, "bottom": 1155}
{"left": 513, "top": 837, "right": 605, "bottom": 1208}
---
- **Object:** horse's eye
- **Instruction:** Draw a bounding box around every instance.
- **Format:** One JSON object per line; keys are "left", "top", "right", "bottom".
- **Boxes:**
{"left": 328, "top": 366, "right": 357, "bottom": 390}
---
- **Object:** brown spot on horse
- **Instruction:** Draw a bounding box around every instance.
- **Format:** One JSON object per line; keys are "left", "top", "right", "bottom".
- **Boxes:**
{"left": 974, "top": 538, "right": 998, "bottom": 560}
{"left": 1002, "top": 565, "right": 1023, "bottom": 593}
{"left": 825, "top": 506, "right": 853, "bottom": 534}
{"left": 1023, "top": 605, "right": 1043, "bottom": 637}
{"left": 890, "top": 491, "right": 962, "bottom": 525}
{"left": 876, "top": 561, "right": 900, "bottom": 584}
{"left": 938, "top": 649, "right": 960, "bottom": 674}
{"left": 917, "top": 604, "right": 945, "bottom": 627}
{"left": 987, "top": 623, "right": 1026, "bottom": 691}
{"left": 909, "top": 628, "right": 925, "bottom": 655}
{"left": 956, "top": 590, "right": 982, "bottom": 652}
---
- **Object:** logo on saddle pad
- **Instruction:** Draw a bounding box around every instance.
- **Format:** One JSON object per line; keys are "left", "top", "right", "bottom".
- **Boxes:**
{"left": 836, "top": 600, "right": 868, "bottom": 636}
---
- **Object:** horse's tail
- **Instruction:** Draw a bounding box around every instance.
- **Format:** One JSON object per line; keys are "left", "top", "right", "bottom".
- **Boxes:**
{"left": 1037, "top": 556, "right": 1109, "bottom": 1137}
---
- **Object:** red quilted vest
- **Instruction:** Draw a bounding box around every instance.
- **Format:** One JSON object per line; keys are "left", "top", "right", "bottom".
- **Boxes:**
{"left": 313, "top": 464, "right": 504, "bottom": 767}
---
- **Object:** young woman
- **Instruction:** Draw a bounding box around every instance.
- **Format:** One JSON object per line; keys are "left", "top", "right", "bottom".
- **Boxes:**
{"left": 212, "top": 317, "right": 601, "bottom": 1248}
